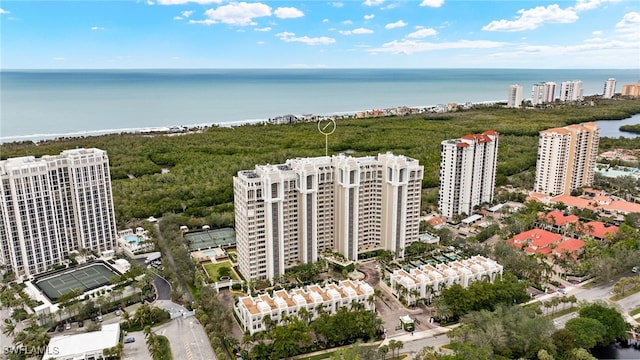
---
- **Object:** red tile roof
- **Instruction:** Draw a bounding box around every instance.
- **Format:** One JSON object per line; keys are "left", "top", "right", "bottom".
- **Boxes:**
{"left": 508, "top": 228, "right": 562, "bottom": 249}
{"left": 554, "top": 238, "right": 585, "bottom": 254}
{"left": 552, "top": 194, "right": 640, "bottom": 214}
{"left": 582, "top": 221, "right": 619, "bottom": 239}
{"left": 541, "top": 211, "right": 579, "bottom": 226}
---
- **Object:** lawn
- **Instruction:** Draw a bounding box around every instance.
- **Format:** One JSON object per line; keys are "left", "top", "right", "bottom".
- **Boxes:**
{"left": 203, "top": 261, "right": 240, "bottom": 281}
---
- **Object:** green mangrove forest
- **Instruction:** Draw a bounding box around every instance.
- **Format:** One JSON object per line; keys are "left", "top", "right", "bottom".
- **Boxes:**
{"left": 2, "top": 98, "right": 640, "bottom": 226}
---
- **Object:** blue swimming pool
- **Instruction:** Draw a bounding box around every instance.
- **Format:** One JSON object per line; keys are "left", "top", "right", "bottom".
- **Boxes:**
{"left": 202, "top": 249, "right": 217, "bottom": 257}
{"left": 125, "top": 235, "right": 142, "bottom": 245}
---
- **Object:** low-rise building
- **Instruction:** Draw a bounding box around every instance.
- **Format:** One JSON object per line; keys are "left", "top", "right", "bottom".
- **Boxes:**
{"left": 507, "top": 228, "right": 585, "bottom": 259}
{"left": 117, "top": 227, "right": 153, "bottom": 258}
{"left": 43, "top": 323, "right": 120, "bottom": 360}
{"left": 235, "top": 279, "right": 374, "bottom": 334}
{"left": 388, "top": 255, "right": 503, "bottom": 305}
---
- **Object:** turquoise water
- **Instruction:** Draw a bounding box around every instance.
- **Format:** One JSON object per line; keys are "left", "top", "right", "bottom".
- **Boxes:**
{"left": 202, "top": 249, "right": 217, "bottom": 256}
{"left": 1, "top": 69, "right": 639, "bottom": 143}
{"left": 125, "top": 234, "right": 141, "bottom": 245}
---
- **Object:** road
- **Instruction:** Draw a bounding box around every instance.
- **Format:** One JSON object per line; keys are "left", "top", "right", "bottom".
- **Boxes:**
{"left": 151, "top": 223, "right": 193, "bottom": 303}
{"left": 136, "top": 258, "right": 171, "bottom": 301}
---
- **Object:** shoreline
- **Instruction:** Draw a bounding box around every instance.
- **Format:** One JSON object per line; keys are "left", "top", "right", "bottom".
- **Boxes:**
{"left": 0, "top": 100, "right": 505, "bottom": 144}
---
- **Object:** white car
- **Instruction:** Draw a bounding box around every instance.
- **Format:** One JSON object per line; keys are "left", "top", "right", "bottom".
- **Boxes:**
{"left": 633, "top": 266, "right": 638, "bottom": 273}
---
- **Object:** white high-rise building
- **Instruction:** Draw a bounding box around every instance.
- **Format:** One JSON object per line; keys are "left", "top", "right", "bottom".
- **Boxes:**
{"left": 603, "top": 78, "right": 616, "bottom": 99}
{"left": 534, "top": 122, "right": 600, "bottom": 196}
{"left": 438, "top": 131, "right": 499, "bottom": 218}
{"left": 0, "top": 148, "right": 117, "bottom": 278}
{"left": 531, "top": 82, "right": 557, "bottom": 106}
{"left": 234, "top": 153, "right": 423, "bottom": 281}
{"left": 559, "top": 80, "right": 584, "bottom": 102}
{"left": 507, "top": 84, "right": 523, "bottom": 108}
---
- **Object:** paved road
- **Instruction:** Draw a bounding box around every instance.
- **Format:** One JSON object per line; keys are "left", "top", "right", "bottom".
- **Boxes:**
{"left": 151, "top": 223, "right": 193, "bottom": 303}
{"left": 154, "top": 312, "right": 216, "bottom": 360}
{"left": 136, "top": 258, "right": 171, "bottom": 301}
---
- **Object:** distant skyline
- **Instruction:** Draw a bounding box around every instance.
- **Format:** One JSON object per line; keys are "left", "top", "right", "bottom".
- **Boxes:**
{"left": 1, "top": 0, "right": 639, "bottom": 69}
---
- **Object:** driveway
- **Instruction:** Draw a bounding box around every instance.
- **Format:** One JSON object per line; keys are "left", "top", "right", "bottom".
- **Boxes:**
{"left": 121, "top": 331, "right": 152, "bottom": 360}
{"left": 154, "top": 313, "right": 216, "bottom": 360}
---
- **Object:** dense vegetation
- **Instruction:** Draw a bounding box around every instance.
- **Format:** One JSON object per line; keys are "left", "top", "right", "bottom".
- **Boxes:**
{"left": 620, "top": 123, "right": 640, "bottom": 133}
{"left": 1, "top": 98, "right": 639, "bottom": 226}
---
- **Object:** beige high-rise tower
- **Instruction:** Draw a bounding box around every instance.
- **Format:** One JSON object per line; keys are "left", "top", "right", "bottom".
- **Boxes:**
{"left": 534, "top": 122, "right": 600, "bottom": 196}
{"left": 0, "top": 148, "right": 117, "bottom": 279}
{"left": 234, "top": 153, "right": 423, "bottom": 281}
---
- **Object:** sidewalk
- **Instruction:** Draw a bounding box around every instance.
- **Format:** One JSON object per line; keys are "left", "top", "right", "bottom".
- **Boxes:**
{"left": 380, "top": 324, "right": 457, "bottom": 346}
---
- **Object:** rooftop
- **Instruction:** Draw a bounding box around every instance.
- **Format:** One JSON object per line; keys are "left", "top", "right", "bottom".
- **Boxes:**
{"left": 43, "top": 323, "right": 120, "bottom": 360}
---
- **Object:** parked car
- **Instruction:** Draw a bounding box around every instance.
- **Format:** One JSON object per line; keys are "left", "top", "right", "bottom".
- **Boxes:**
{"left": 78, "top": 320, "right": 84, "bottom": 328}
{"left": 97, "top": 314, "right": 103, "bottom": 322}
{"left": 124, "top": 337, "right": 136, "bottom": 344}
{"left": 115, "top": 310, "right": 121, "bottom": 316}
{"left": 64, "top": 322, "right": 71, "bottom": 330}
{"left": 633, "top": 266, "right": 638, "bottom": 273}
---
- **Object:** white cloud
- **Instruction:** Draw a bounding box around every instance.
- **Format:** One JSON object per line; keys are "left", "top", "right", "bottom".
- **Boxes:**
{"left": 276, "top": 32, "right": 336, "bottom": 45}
{"left": 339, "top": 27, "right": 374, "bottom": 35}
{"left": 406, "top": 27, "right": 437, "bottom": 38}
{"left": 53, "top": 57, "right": 65, "bottom": 61}
{"left": 342, "top": 20, "right": 353, "bottom": 25}
{"left": 615, "top": 11, "right": 640, "bottom": 40}
{"left": 254, "top": 26, "right": 272, "bottom": 32}
{"left": 323, "top": 18, "right": 329, "bottom": 23}
{"left": 331, "top": 2, "right": 344, "bottom": 8}
{"left": 363, "top": 0, "right": 384, "bottom": 6}
{"left": 420, "top": 0, "right": 444, "bottom": 7}
{"left": 194, "top": 2, "right": 272, "bottom": 26}
{"left": 274, "top": 7, "right": 304, "bottom": 19}
{"left": 385, "top": 20, "right": 407, "bottom": 29}
{"left": 174, "top": 11, "right": 193, "bottom": 21}
{"left": 91, "top": 26, "right": 105, "bottom": 31}
{"left": 257, "top": 41, "right": 265, "bottom": 45}
{"left": 482, "top": 4, "right": 578, "bottom": 32}
{"left": 364, "top": 14, "right": 375, "bottom": 20}
{"left": 592, "top": 30, "right": 603, "bottom": 36}
{"left": 0, "top": 8, "right": 10, "bottom": 14}
{"left": 157, "top": 0, "right": 222, "bottom": 4}
{"left": 368, "top": 39, "right": 504, "bottom": 55}
{"left": 572, "top": 0, "right": 616, "bottom": 12}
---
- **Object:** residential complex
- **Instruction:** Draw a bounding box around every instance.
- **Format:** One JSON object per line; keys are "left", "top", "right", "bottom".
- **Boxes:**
{"left": 603, "top": 78, "right": 616, "bottom": 99}
{"left": 621, "top": 81, "right": 640, "bottom": 97}
{"left": 0, "top": 148, "right": 117, "bottom": 279}
{"left": 533, "top": 122, "right": 600, "bottom": 196}
{"left": 389, "top": 255, "right": 503, "bottom": 305}
{"left": 438, "top": 131, "right": 499, "bottom": 218}
{"left": 559, "top": 80, "right": 584, "bottom": 102}
{"left": 531, "top": 82, "right": 557, "bottom": 106}
{"left": 233, "top": 153, "right": 423, "bottom": 281}
{"left": 506, "top": 84, "right": 523, "bottom": 108}
{"left": 234, "top": 279, "right": 375, "bottom": 334}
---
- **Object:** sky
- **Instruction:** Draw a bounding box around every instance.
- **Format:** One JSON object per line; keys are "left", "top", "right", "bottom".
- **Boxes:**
{"left": 0, "top": 0, "right": 639, "bottom": 69}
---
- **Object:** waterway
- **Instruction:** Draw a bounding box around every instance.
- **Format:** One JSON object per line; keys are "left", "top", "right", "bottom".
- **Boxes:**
{"left": 591, "top": 340, "right": 640, "bottom": 359}
{"left": 595, "top": 114, "right": 640, "bottom": 138}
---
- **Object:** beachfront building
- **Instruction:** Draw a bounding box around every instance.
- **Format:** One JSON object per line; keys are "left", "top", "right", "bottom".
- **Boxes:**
{"left": 531, "top": 82, "right": 557, "bottom": 106}
{"left": 533, "top": 122, "right": 600, "bottom": 196}
{"left": 603, "top": 78, "right": 617, "bottom": 99}
{"left": 388, "top": 255, "right": 503, "bottom": 305}
{"left": 559, "top": 80, "right": 584, "bottom": 102}
{"left": 0, "top": 148, "right": 117, "bottom": 279}
{"left": 507, "top": 84, "right": 523, "bottom": 108}
{"left": 234, "top": 279, "right": 375, "bottom": 334}
{"left": 234, "top": 153, "right": 423, "bottom": 281}
{"left": 438, "top": 131, "right": 499, "bottom": 218}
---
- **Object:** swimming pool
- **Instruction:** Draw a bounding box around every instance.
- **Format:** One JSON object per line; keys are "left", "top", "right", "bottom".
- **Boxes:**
{"left": 125, "top": 235, "right": 142, "bottom": 245}
{"left": 202, "top": 249, "right": 217, "bottom": 257}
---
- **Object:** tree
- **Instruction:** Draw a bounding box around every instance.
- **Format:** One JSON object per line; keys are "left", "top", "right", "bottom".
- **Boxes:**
{"left": 578, "top": 303, "right": 627, "bottom": 344}
{"left": 378, "top": 345, "right": 389, "bottom": 359}
{"left": 565, "top": 317, "right": 607, "bottom": 349}
{"left": 218, "top": 266, "right": 232, "bottom": 279}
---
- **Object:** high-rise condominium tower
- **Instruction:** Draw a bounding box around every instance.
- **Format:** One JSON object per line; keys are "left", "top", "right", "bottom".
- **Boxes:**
{"left": 233, "top": 153, "right": 423, "bottom": 281}
{"left": 507, "top": 84, "right": 523, "bottom": 108}
{"left": 438, "top": 131, "right": 499, "bottom": 219}
{"left": 559, "top": 80, "right": 584, "bottom": 102}
{"left": 534, "top": 122, "right": 600, "bottom": 196}
{"left": 603, "top": 78, "right": 616, "bottom": 99}
{"left": 0, "top": 148, "right": 117, "bottom": 278}
{"left": 531, "top": 82, "right": 557, "bottom": 106}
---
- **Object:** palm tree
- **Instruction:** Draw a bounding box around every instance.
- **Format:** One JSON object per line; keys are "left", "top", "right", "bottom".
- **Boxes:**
{"left": 2, "top": 322, "right": 16, "bottom": 337}
{"left": 378, "top": 344, "right": 389, "bottom": 359}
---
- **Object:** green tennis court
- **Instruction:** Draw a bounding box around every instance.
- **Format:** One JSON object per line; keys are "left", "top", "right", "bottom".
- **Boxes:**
{"left": 35, "top": 263, "right": 118, "bottom": 302}
{"left": 185, "top": 227, "right": 236, "bottom": 251}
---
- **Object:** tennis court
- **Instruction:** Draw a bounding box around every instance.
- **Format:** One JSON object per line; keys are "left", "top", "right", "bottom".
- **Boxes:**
{"left": 35, "top": 263, "right": 118, "bottom": 302}
{"left": 185, "top": 228, "right": 236, "bottom": 251}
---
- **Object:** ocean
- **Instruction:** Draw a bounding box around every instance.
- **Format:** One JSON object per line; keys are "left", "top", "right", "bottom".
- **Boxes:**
{"left": 1, "top": 69, "right": 639, "bottom": 143}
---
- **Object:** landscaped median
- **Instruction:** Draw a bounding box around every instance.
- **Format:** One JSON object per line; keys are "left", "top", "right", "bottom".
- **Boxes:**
{"left": 202, "top": 261, "right": 240, "bottom": 282}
